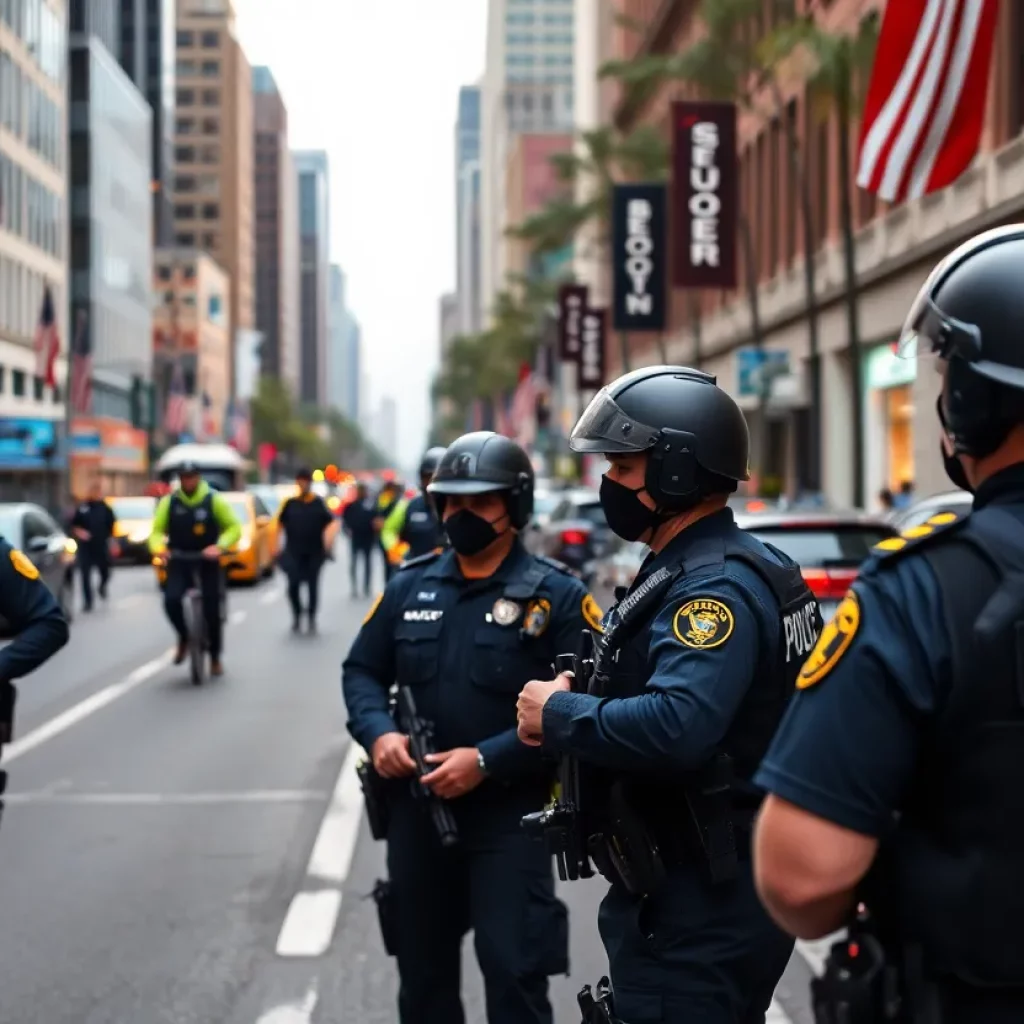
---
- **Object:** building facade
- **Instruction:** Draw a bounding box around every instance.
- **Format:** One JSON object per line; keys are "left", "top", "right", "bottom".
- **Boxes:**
{"left": 68, "top": 33, "right": 153, "bottom": 494}
{"left": 343, "top": 313, "right": 361, "bottom": 425}
{"left": 253, "top": 65, "right": 299, "bottom": 393}
{"left": 152, "top": 247, "right": 231, "bottom": 445}
{"left": 294, "top": 149, "right": 330, "bottom": 407}
{"left": 172, "top": 0, "right": 253, "bottom": 387}
{"left": 327, "top": 263, "right": 345, "bottom": 413}
{"left": 117, "top": 0, "right": 176, "bottom": 245}
{"left": 455, "top": 85, "right": 482, "bottom": 335}
{"left": 0, "top": 0, "right": 68, "bottom": 504}
{"left": 374, "top": 394, "right": 397, "bottom": 464}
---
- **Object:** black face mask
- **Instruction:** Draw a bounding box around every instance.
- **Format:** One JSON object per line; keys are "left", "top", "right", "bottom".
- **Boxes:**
{"left": 444, "top": 509, "right": 504, "bottom": 556}
{"left": 599, "top": 475, "right": 662, "bottom": 542}
{"left": 936, "top": 397, "right": 974, "bottom": 494}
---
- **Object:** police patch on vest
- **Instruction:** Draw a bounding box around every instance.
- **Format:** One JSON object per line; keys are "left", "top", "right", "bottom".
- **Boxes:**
{"left": 581, "top": 593, "right": 604, "bottom": 632}
{"left": 362, "top": 592, "right": 383, "bottom": 625}
{"left": 796, "top": 590, "right": 860, "bottom": 690}
{"left": 491, "top": 599, "right": 521, "bottom": 626}
{"left": 404, "top": 609, "right": 443, "bottom": 623}
{"left": 784, "top": 599, "right": 821, "bottom": 664}
{"left": 673, "top": 597, "right": 734, "bottom": 649}
{"left": 523, "top": 598, "right": 552, "bottom": 637}
{"left": 10, "top": 548, "right": 39, "bottom": 581}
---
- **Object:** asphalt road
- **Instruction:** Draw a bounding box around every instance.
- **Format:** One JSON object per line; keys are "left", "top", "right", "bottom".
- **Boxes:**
{"left": 0, "top": 552, "right": 823, "bottom": 1023}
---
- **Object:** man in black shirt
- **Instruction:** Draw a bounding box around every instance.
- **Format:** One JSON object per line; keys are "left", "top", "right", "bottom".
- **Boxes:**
{"left": 278, "top": 468, "right": 335, "bottom": 633}
{"left": 70, "top": 481, "right": 116, "bottom": 612}
{"left": 342, "top": 482, "right": 376, "bottom": 597}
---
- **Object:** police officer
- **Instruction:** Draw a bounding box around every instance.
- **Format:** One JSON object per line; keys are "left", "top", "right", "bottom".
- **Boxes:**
{"left": 380, "top": 446, "right": 447, "bottom": 565}
{"left": 515, "top": 367, "right": 820, "bottom": 1024}
{"left": 753, "top": 225, "right": 1024, "bottom": 1023}
{"left": 278, "top": 467, "right": 335, "bottom": 633}
{"left": 149, "top": 461, "right": 241, "bottom": 675}
{"left": 70, "top": 479, "right": 116, "bottom": 611}
{"left": 374, "top": 479, "right": 403, "bottom": 582}
{"left": 342, "top": 431, "right": 603, "bottom": 1024}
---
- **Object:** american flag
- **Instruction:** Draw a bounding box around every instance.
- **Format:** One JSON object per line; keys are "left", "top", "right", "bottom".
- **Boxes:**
{"left": 494, "top": 391, "right": 513, "bottom": 438}
{"left": 228, "top": 399, "right": 251, "bottom": 453}
{"left": 33, "top": 286, "right": 60, "bottom": 389}
{"left": 856, "top": 0, "right": 998, "bottom": 204}
{"left": 69, "top": 310, "right": 92, "bottom": 414}
{"left": 197, "top": 390, "right": 218, "bottom": 441}
{"left": 164, "top": 360, "right": 189, "bottom": 436}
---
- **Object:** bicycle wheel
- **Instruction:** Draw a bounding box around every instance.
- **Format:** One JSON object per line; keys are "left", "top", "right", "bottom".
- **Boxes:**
{"left": 187, "top": 590, "right": 206, "bottom": 686}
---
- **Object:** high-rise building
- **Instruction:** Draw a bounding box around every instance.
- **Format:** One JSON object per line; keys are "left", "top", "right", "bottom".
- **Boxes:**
{"left": 0, "top": 0, "right": 69, "bottom": 503}
{"left": 344, "top": 315, "right": 361, "bottom": 425}
{"left": 68, "top": 22, "right": 154, "bottom": 494}
{"left": 70, "top": 0, "right": 119, "bottom": 55}
{"left": 481, "top": 0, "right": 575, "bottom": 323}
{"left": 374, "top": 395, "right": 397, "bottom": 464}
{"left": 293, "top": 149, "right": 330, "bottom": 407}
{"left": 455, "top": 85, "right": 482, "bottom": 336}
{"left": 172, "top": 0, "right": 254, "bottom": 388}
{"left": 253, "top": 65, "right": 299, "bottom": 394}
{"left": 327, "top": 263, "right": 346, "bottom": 413}
{"left": 117, "top": 0, "right": 176, "bottom": 246}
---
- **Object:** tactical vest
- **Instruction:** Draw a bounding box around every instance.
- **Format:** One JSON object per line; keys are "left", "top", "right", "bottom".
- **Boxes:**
{"left": 875, "top": 505, "right": 1024, "bottom": 993}
{"left": 400, "top": 494, "right": 444, "bottom": 558}
{"left": 167, "top": 491, "right": 217, "bottom": 552}
{"left": 592, "top": 531, "right": 820, "bottom": 884}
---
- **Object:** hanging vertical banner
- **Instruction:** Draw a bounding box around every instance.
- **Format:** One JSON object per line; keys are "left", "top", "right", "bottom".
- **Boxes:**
{"left": 557, "top": 283, "right": 588, "bottom": 360}
{"left": 611, "top": 183, "right": 667, "bottom": 331}
{"left": 578, "top": 308, "right": 606, "bottom": 391}
{"left": 671, "top": 100, "right": 738, "bottom": 289}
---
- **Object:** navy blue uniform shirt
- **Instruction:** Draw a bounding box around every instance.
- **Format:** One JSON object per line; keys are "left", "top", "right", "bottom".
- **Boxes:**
{"left": 752, "top": 474, "right": 1024, "bottom": 838}
{"left": 342, "top": 539, "right": 600, "bottom": 781}
{"left": 541, "top": 508, "right": 791, "bottom": 772}
{"left": 0, "top": 536, "right": 69, "bottom": 682}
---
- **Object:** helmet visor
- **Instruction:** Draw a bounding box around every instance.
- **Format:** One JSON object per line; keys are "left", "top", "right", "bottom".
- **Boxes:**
{"left": 427, "top": 479, "right": 509, "bottom": 496}
{"left": 897, "top": 291, "right": 982, "bottom": 362}
{"left": 569, "top": 387, "right": 662, "bottom": 454}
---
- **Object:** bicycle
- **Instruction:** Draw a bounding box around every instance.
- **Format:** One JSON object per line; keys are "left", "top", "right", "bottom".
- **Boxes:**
{"left": 166, "top": 549, "right": 227, "bottom": 686}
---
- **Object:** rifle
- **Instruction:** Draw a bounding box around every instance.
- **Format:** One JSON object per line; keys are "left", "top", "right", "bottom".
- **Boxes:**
{"left": 521, "top": 629, "right": 596, "bottom": 881}
{"left": 578, "top": 976, "right": 618, "bottom": 1023}
{"left": 397, "top": 686, "right": 459, "bottom": 848}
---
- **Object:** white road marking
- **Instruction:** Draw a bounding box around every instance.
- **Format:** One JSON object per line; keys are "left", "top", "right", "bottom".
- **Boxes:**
{"left": 260, "top": 588, "right": 283, "bottom": 605}
{"left": 254, "top": 982, "right": 319, "bottom": 1024}
{"left": 5, "top": 789, "right": 328, "bottom": 806}
{"left": 230, "top": 609, "right": 247, "bottom": 625}
{"left": 275, "top": 742, "right": 365, "bottom": 957}
{"left": 4, "top": 650, "right": 173, "bottom": 764}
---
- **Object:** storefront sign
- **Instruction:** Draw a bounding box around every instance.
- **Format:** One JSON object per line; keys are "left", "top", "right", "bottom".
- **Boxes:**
{"left": 71, "top": 417, "right": 148, "bottom": 473}
{"left": 671, "top": 100, "right": 738, "bottom": 289}
{"left": 0, "top": 417, "right": 62, "bottom": 469}
{"left": 737, "top": 348, "right": 790, "bottom": 398}
{"left": 578, "top": 308, "right": 607, "bottom": 391}
{"left": 611, "top": 183, "right": 667, "bottom": 332}
{"left": 866, "top": 343, "right": 917, "bottom": 390}
{"left": 558, "top": 284, "right": 588, "bottom": 360}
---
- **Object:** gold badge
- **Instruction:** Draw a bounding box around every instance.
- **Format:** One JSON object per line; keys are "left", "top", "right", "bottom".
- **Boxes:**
{"left": 10, "top": 549, "right": 39, "bottom": 581}
{"left": 581, "top": 593, "right": 604, "bottom": 632}
{"left": 673, "top": 597, "right": 734, "bottom": 649}
{"left": 523, "top": 598, "right": 552, "bottom": 637}
{"left": 797, "top": 590, "right": 860, "bottom": 690}
{"left": 492, "top": 598, "right": 522, "bottom": 626}
{"left": 362, "top": 592, "right": 383, "bottom": 625}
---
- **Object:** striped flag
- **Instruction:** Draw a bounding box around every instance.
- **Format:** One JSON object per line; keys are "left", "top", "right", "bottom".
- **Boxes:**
{"left": 164, "top": 360, "right": 189, "bottom": 436}
{"left": 69, "top": 310, "right": 92, "bottom": 414}
{"left": 33, "top": 285, "right": 60, "bottom": 388}
{"left": 197, "top": 390, "right": 217, "bottom": 440}
{"left": 229, "top": 399, "right": 251, "bottom": 453}
{"left": 510, "top": 362, "right": 538, "bottom": 441}
{"left": 856, "top": 0, "right": 999, "bottom": 204}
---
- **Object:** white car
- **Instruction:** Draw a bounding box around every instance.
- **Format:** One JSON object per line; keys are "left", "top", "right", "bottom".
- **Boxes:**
{"left": 891, "top": 490, "right": 972, "bottom": 531}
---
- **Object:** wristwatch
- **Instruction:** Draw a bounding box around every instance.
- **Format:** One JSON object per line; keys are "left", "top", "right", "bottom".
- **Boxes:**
{"left": 477, "top": 750, "right": 488, "bottom": 776}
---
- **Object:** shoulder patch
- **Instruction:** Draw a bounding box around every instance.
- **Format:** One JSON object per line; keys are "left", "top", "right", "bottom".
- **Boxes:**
{"left": 581, "top": 593, "right": 604, "bottom": 632}
{"left": 396, "top": 550, "right": 442, "bottom": 572}
{"left": 672, "top": 596, "right": 734, "bottom": 649}
{"left": 797, "top": 589, "right": 860, "bottom": 690}
{"left": 872, "top": 509, "right": 968, "bottom": 562}
{"left": 362, "top": 592, "right": 384, "bottom": 625}
{"left": 537, "top": 555, "right": 574, "bottom": 576}
{"left": 10, "top": 548, "right": 39, "bottom": 581}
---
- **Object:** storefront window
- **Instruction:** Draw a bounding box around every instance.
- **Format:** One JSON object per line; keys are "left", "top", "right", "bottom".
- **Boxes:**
{"left": 884, "top": 385, "right": 914, "bottom": 491}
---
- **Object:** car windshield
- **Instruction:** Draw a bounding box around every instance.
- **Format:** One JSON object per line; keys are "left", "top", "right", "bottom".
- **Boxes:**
{"left": 534, "top": 493, "right": 558, "bottom": 517}
{"left": 110, "top": 497, "right": 156, "bottom": 520}
{"left": 746, "top": 524, "right": 893, "bottom": 567}
{"left": 225, "top": 497, "right": 252, "bottom": 523}
{"left": 251, "top": 488, "right": 282, "bottom": 515}
{"left": 0, "top": 508, "right": 21, "bottom": 545}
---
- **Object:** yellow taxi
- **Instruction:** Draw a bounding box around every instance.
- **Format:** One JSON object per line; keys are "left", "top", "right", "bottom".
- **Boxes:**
{"left": 152, "top": 491, "right": 275, "bottom": 587}
{"left": 108, "top": 495, "right": 157, "bottom": 564}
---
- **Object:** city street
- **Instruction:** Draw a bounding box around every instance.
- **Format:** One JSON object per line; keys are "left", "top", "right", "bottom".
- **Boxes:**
{"left": 0, "top": 554, "right": 822, "bottom": 1024}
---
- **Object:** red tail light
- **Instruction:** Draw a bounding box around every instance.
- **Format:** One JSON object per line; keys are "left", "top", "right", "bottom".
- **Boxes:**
{"left": 801, "top": 567, "right": 859, "bottom": 600}
{"left": 560, "top": 528, "right": 589, "bottom": 547}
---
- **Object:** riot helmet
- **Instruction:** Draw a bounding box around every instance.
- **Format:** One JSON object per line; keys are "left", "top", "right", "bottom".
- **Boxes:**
{"left": 418, "top": 446, "right": 446, "bottom": 483}
{"left": 899, "top": 225, "right": 1024, "bottom": 460}
{"left": 570, "top": 365, "right": 749, "bottom": 509}
{"left": 428, "top": 431, "right": 535, "bottom": 529}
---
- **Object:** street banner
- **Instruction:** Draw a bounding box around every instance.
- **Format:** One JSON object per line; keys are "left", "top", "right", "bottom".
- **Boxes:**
{"left": 578, "top": 308, "right": 607, "bottom": 391}
{"left": 611, "top": 183, "right": 667, "bottom": 331}
{"left": 557, "top": 283, "right": 588, "bottom": 360}
{"left": 671, "top": 100, "right": 738, "bottom": 289}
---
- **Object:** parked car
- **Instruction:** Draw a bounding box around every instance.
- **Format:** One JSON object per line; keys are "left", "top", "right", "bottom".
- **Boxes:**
{"left": 890, "top": 490, "right": 972, "bottom": 531}
{"left": 530, "top": 488, "right": 612, "bottom": 583}
{"left": 0, "top": 502, "right": 75, "bottom": 624}
{"left": 108, "top": 495, "right": 157, "bottom": 564}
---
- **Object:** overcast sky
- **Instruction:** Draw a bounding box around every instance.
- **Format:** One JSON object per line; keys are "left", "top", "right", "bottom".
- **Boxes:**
{"left": 235, "top": 0, "right": 487, "bottom": 469}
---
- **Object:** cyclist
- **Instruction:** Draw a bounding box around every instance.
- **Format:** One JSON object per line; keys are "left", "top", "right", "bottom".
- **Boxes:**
{"left": 148, "top": 461, "right": 241, "bottom": 676}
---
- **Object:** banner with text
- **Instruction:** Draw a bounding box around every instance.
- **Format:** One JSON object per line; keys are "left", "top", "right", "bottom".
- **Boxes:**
{"left": 557, "top": 283, "right": 588, "bottom": 361}
{"left": 671, "top": 100, "right": 738, "bottom": 289}
{"left": 578, "top": 308, "right": 607, "bottom": 391}
{"left": 611, "top": 183, "right": 668, "bottom": 331}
